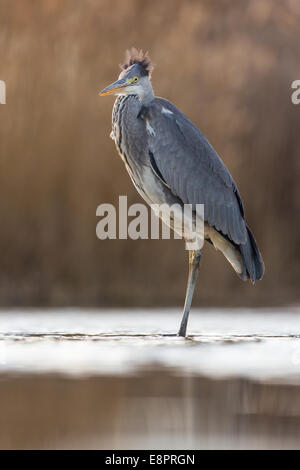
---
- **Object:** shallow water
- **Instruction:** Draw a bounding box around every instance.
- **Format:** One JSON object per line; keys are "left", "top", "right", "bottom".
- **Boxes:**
{"left": 1, "top": 308, "right": 300, "bottom": 449}
{"left": 1, "top": 308, "right": 300, "bottom": 381}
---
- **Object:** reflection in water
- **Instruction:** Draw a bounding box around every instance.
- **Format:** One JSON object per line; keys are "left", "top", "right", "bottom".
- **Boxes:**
{"left": 1, "top": 309, "right": 300, "bottom": 449}
{"left": 1, "top": 370, "right": 300, "bottom": 449}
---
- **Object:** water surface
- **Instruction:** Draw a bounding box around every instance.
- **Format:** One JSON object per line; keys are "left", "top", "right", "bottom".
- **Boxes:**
{"left": 1, "top": 308, "right": 300, "bottom": 449}
{"left": 1, "top": 308, "right": 300, "bottom": 381}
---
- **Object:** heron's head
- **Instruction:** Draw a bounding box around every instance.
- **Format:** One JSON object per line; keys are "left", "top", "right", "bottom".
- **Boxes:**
{"left": 99, "top": 48, "right": 154, "bottom": 102}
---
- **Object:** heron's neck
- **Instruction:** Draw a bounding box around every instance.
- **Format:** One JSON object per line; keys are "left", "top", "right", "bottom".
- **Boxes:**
{"left": 137, "top": 78, "right": 154, "bottom": 106}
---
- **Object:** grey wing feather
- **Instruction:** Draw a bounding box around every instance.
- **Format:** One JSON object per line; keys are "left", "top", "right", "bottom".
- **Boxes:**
{"left": 149, "top": 150, "right": 171, "bottom": 189}
{"left": 140, "top": 98, "right": 247, "bottom": 245}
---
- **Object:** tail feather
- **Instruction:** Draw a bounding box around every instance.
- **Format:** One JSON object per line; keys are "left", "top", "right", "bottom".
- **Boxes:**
{"left": 239, "top": 225, "right": 264, "bottom": 283}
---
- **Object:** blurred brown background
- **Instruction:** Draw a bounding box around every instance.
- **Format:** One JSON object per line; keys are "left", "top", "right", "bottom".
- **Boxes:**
{"left": 0, "top": 0, "right": 299, "bottom": 307}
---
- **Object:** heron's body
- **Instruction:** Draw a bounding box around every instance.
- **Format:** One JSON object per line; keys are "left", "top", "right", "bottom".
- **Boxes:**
{"left": 112, "top": 96, "right": 184, "bottom": 224}
{"left": 100, "top": 49, "right": 264, "bottom": 336}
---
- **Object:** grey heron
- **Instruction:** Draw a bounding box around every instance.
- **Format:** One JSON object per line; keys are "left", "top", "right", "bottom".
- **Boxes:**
{"left": 99, "top": 49, "right": 264, "bottom": 337}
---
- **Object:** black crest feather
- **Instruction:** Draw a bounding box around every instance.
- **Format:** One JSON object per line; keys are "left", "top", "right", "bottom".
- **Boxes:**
{"left": 121, "top": 48, "right": 154, "bottom": 77}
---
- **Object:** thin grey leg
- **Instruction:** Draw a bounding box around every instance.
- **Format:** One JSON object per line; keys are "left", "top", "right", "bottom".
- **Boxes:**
{"left": 178, "top": 249, "right": 202, "bottom": 337}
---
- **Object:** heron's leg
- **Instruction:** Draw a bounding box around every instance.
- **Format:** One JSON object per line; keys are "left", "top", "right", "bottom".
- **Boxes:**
{"left": 178, "top": 249, "right": 202, "bottom": 337}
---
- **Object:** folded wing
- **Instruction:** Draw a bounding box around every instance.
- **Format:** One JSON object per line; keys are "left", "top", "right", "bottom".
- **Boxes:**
{"left": 140, "top": 97, "right": 247, "bottom": 245}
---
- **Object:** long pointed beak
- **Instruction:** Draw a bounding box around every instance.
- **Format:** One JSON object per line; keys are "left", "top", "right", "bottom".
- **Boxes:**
{"left": 98, "top": 78, "right": 127, "bottom": 96}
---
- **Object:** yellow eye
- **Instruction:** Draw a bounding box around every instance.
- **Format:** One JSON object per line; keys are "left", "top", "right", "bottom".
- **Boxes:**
{"left": 133, "top": 76, "right": 139, "bottom": 83}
